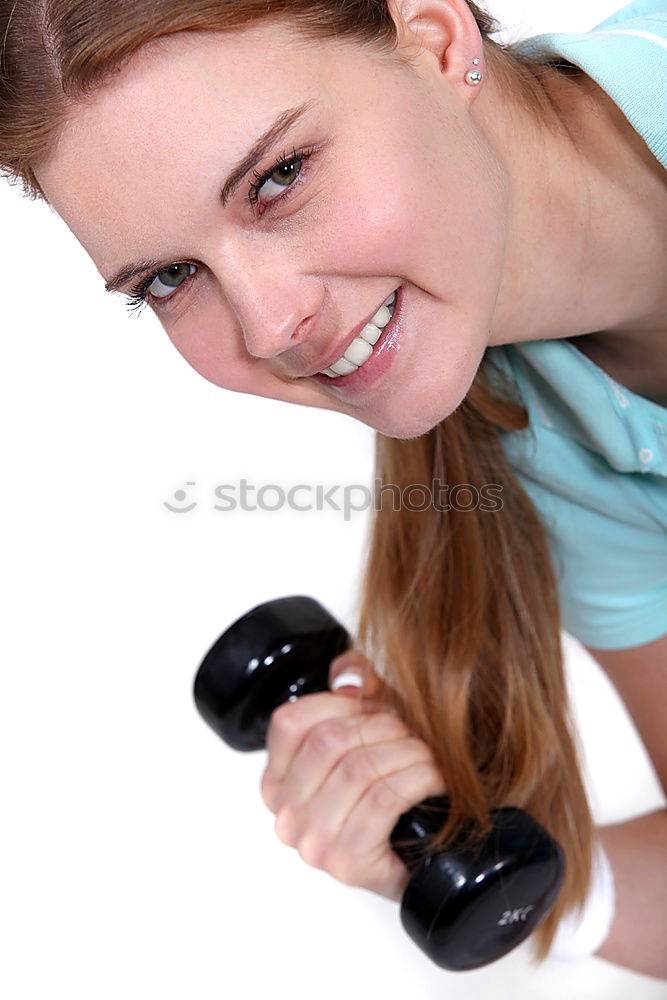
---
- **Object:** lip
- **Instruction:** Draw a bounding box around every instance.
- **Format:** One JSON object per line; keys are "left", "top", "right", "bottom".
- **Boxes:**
{"left": 298, "top": 287, "right": 401, "bottom": 380}
{"left": 310, "top": 283, "right": 404, "bottom": 393}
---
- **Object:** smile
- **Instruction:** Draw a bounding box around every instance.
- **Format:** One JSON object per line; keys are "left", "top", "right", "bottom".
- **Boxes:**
{"left": 320, "top": 288, "right": 398, "bottom": 377}
{"left": 311, "top": 284, "right": 404, "bottom": 393}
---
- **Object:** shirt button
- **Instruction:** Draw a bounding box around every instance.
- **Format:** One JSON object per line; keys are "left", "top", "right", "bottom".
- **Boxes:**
{"left": 638, "top": 447, "right": 654, "bottom": 464}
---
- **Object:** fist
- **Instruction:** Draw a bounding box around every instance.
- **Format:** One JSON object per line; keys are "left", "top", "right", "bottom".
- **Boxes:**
{"left": 259, "top": 650, "right": 447, "bottom": 903}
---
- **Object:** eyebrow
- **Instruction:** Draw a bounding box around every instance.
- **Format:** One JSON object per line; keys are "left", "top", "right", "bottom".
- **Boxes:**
{"left": 103, "top": 99, "right": 317, "bottom": 295}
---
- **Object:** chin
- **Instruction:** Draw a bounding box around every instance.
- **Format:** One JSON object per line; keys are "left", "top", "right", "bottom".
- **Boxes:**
{"left": 366, "top": 406, "right": 453, "bottom": 440}
{"left": 365, "top": 380, "right": 471, "bottom": 439}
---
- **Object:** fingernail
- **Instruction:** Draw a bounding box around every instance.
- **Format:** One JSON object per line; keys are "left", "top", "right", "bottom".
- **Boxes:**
{"left": 330, "top": 670, "right": 364, "bottom": 693}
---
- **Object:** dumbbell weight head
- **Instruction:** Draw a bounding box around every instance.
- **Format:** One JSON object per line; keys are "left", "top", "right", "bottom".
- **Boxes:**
{"left": 193, "top": 595, "right": 565, "bottom": 971}
{"left": 390, "top": 799, "right": 565, "bottom": 970}
{"left": 193, "top": 595, "right": 350, "bottom": 751}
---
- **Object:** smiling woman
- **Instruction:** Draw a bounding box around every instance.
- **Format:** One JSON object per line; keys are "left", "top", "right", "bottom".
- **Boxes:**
{"left": 1, "top": 0, "right": 665, "bottom": 979}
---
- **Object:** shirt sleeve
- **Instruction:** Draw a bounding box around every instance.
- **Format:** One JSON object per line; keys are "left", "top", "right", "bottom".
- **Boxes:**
{"left": 499, "top": 419, "right": 667, "bottom": 651}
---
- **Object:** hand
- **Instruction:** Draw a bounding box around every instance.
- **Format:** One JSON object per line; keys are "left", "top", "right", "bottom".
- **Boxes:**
{"left": 259, "top": 650, "right": 447, "bottom": 903}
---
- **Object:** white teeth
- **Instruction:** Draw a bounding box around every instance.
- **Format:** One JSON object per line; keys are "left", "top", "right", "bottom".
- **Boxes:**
{"left": 343, "top": 337, "right": 373, "bottom": 367}
{"left": 360, "top": 323, "right": 382, "bottom": 346}
{"left": 329, "top": 356, "right": 358, "bottom": 376}
{"left": 320, "top": 289, "right": 398, "bottom": 378}
{"left": 369, "top": 304, "right": 391, "bottom": 329}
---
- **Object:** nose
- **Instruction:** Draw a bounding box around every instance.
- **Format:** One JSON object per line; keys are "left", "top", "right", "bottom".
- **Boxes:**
{"left": 223, "top": 259, "right": 324, "bottom": 362}
{"left": 245, "top": 306, "right": 318, "bottom": 361}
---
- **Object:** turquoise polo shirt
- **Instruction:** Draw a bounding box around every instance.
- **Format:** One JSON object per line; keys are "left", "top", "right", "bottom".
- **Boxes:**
{"left": 482, "top": 0, "right": 667, "bottom": 651}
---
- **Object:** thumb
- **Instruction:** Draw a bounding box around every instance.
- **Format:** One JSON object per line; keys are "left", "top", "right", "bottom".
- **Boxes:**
{"left": 328, "top": 648, "right": 385, "bottom": 702}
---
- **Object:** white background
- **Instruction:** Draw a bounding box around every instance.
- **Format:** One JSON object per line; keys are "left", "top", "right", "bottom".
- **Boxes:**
{"left": 1, "top": 1, "right": 666, "bottom": 997}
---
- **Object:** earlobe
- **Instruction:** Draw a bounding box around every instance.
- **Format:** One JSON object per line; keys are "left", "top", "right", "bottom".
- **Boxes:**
{"left": 465, "top": 57, "right": 482, "bottom": 86}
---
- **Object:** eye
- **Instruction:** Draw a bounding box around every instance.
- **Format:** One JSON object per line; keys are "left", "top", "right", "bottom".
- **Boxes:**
{"left": 145, "top": 263, "right": 196, "bottom": 299}
{"left": 248, "top": 147, "right": 315, "bottom": 212}
{"left": 125, "top": 262, "right": 197, "bottom": 316}
{"left": 251, "top": 159, "right": 300, "bottom": 205}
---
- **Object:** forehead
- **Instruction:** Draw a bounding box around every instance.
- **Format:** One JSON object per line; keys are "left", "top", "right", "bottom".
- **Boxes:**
{"left": 33, "top": 21, "right": 357, "bottom": 269}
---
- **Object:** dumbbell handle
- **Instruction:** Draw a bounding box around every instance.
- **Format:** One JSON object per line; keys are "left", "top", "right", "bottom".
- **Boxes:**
{"left": 193, "top": 596, "right": 565, "bottom": 971}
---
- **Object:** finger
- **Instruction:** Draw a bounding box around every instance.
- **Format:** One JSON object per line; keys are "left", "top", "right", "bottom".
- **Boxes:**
{"left": 330, "top": 760, "right": 448, "bottom": 894}
{"left": 282, "top": 742, "right": 444, "bottom": 885}
{"left": 339, "top": 758, "right": 448, "bottom": 850}
{"left": 275, "top": 711, "right": 412, "bottom": 816}
{"left": 262, "top": 692, "right": 376, "bottom": 803}
{"left": 328, "top": 649, "right": 386, "bottom": 702}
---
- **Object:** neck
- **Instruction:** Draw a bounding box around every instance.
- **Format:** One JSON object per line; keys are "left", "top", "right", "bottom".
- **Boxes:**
{"left": 479, "top": 55, "right": 667, "bottom": 397}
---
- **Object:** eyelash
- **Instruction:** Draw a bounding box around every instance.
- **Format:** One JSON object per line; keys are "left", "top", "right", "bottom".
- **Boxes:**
{"left": 125, "top": 145, "right": 316, "bottom": 316}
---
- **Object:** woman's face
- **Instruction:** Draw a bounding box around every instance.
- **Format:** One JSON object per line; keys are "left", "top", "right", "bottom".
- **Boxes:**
{"left": 34, "top": 12, "right": 509, "bottom": 438}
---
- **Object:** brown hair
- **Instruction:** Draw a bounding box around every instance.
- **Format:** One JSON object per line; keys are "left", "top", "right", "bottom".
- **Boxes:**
{"left": 0, "top": 0, "right": 594, "bottom": 963}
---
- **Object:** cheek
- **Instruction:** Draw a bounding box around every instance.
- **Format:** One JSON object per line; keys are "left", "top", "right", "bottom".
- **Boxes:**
{"left": 316, "top": 135, "right": 506, "bottom": 318}
{"left": 160, "top": 314, "right": 256, "bottom": 393}
{"left": 444, "top": 138, "right": 509, "bottom": 296}
{"left": 160, "top": 312, "right": 342, "bottom": 414}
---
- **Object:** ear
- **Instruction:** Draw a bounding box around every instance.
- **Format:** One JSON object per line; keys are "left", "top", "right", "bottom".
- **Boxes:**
{"left": 388, "top": 0, "right": 485, "bottom": 100}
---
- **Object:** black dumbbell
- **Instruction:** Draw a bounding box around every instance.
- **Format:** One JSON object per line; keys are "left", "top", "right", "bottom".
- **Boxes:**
{"left": 193, "top": 595, "right": 565, "bottom": 972}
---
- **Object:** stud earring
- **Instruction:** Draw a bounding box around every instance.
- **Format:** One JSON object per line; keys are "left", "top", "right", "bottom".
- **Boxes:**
{"left": 465, "top": 57, "right": 482, "bottom": 86}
